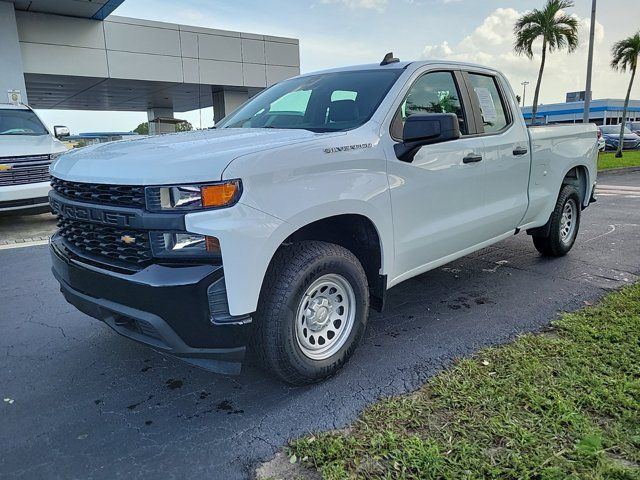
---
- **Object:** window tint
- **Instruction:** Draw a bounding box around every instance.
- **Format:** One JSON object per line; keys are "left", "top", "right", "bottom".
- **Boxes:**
{"left": 0, "top": 109, "right": 48, "bottom": 136}
{"left": 468, "top": 73, "right": 509, "bottom": 133}
{"left": 393, "top": 71, "right": 467, "bottom": 137}
{"left": 269, "top": 90, "right": 311, "bottom": 113}
{"left": 217, "top": 70, "right": 402, "bottom": 132}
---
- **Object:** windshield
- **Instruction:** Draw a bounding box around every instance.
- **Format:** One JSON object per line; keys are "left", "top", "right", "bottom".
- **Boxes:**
{"left": 601, "top": 125, "right": 632, "bottom": 135}
{"left": 0, "top": 109, "right": 49, "bottom": 136}
{"left": 217, "top": 69, "right": 403, "bottom": 132}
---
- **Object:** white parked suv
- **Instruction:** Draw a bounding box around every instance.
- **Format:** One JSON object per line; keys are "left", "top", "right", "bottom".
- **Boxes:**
{"left": 0, "top": 104, "right": 68, "bottom": 215}
{"left": 49, "top": 56, "right": 598, "bottom": 384}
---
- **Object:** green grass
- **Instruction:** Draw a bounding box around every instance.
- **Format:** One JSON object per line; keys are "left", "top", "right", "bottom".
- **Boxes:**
{"left": 599, "top": 151, "right": 640, "bottom": 171}
{"left": 290, "top": 284, "right": 640, "bottom": 479}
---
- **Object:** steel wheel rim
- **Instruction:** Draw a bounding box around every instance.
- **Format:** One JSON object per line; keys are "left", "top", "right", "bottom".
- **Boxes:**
{"left": 295, "top": 273, "right": 356, "bottom": 361}
{"left": 560, "top": 198, "right": 577, "bottom": 244}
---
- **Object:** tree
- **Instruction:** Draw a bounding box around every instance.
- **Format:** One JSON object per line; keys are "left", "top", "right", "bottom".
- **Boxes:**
{"left": 514, "top": 0, "right": 579, "bottom": 124}
{"left": 610, "top": 31, "right": 640, "bottom": 158}
{"left": 133, "top": 122, "right": 148, "bottom": 135}
{"left": 132, "top": 121, "right": 193, "bottom": 135}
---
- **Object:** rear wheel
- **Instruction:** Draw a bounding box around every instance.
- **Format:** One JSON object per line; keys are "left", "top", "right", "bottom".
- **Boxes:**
{"left": 253, "top": 241, "right": 369, "bottom": 385}
{"left": 532, "top": 184, "right": 581, "bottom": 257}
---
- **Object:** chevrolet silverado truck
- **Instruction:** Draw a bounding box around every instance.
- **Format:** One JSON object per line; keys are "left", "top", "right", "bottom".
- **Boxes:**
{"left": 1, "top": 104, "right": 68, "bottom": 215}
{"left": 49, "top": 56, "right": 598, "bottom": 384}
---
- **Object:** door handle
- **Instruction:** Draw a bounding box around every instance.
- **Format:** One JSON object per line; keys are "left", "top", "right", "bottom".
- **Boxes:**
{"left": 463, "top": 153, "right": 483, "bottom": 164}
{"left": 513, "top": 146, "right": 528, "bottom": 156}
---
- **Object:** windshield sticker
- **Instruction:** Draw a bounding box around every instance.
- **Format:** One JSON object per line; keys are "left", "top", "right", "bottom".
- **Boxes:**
{"left": 474, "top": 87, "right": 498, "bottom": 123}
{"left": 324, "top": 143, "right": 372, "bottom": 154}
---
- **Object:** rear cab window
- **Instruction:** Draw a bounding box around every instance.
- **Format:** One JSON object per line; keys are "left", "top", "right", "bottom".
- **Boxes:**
{"left": 467, "top": 73, "right": 510, "bottom": 134}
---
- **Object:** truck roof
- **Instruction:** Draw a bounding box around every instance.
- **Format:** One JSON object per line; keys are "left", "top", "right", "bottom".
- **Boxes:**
{"left": 301, "top": 59, "right": 501, "bottom": 77}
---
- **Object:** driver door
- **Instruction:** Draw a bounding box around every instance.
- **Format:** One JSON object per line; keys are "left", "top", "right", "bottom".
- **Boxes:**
{"left": 386, "top": 70, "right": 488, "bottom": 282}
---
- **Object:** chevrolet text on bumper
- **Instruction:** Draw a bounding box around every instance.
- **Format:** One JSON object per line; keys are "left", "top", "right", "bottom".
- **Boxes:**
{"left": 50, "top": 55, "right": 598, "bottom": 384}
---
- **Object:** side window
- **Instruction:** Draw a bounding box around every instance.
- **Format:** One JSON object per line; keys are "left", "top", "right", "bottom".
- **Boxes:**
{"left": 392, "top": 71, "right": 468, "bottom": 139}
{"left": 467, "top": 73, "right": 509, "bottom": 133}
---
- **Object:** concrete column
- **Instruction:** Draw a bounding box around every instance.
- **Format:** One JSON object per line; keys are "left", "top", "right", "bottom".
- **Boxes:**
{"left": 213, "top": 90, "right": 249, "bottom": 123}
{"left": 0, "top": 2, "right": 28, "bottom": 105}
{"left": 147, "top": 107, "right": 175, "bottom": 135}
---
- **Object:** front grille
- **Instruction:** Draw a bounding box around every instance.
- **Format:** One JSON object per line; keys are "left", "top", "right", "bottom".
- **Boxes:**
{"left": 57, "top": 217, "right": 152, "bottom": 265}
{"left": 0, "top": 154, "right": 51, "bottom": 186}
{"left": 51, "top": 178, "right": 146, "bottom": 208}
{"left": 623, "top": 140, "right": 638, "bottom": 149}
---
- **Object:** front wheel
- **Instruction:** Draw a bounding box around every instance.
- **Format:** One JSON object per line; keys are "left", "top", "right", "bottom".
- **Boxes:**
{"left": 253, "top": 241, "right": 369, "bottom": 385}
{"left": 532, "top": 184, "right": 581, "bottom": 257}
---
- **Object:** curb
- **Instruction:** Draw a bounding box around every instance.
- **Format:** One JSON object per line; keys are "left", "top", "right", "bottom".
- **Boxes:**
{"left": 598, "top": 166, "right": 640, "bottom": 176}
{"left": 0, "top": 236, "right": 50, "bottom": 250}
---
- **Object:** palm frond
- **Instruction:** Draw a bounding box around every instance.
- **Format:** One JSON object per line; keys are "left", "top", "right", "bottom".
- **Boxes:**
{"left": 513, "top": 0, "right": 579, "bottom": 57}
{"left": 610, "top": 32, "right": 640, "bottom": 72}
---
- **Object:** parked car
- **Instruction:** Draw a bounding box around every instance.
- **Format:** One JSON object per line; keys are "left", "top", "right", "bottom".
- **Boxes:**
{"left": 49, "top": 57, "right": 598, "bottom": 384}
{"left": 597, "top": 127, "right": 605, "bottom": 151}
{"left": 600, "top": 124, "right": 640, "bottom": 151}
{"left": 0, "top": 104, "right": 69, "bottom": 215}
{"left": 627, "top": 121, "right": 640, "bottom": 137}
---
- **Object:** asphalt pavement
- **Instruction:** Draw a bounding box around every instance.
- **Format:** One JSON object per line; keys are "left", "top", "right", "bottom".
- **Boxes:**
{"left": 1, "top": 169, "right": 639, "bottom": 480}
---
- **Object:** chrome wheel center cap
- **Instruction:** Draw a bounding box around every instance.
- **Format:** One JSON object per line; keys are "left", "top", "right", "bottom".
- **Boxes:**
{"left": 305, "top": 297, "right": 332, "bottom": 331}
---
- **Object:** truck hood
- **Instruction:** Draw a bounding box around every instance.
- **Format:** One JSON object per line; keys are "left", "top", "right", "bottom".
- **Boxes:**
{"left": 0, "top": 134, "right": 67, "bottom": 158}
{"left": 50, "top": 128, "right": 331, "bottom": 185}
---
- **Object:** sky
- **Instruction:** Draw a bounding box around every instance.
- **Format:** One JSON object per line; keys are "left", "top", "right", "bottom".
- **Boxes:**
{"left": 36, "top": 0, "right": 640, "bottom": 133}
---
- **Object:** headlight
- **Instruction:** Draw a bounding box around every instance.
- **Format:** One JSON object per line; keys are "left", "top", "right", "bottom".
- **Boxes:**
{"left": 146, "top": 180, "right": 242, "bottom": 211}
{"left": 150, "top": 232, "right": 221, "bottom": 259}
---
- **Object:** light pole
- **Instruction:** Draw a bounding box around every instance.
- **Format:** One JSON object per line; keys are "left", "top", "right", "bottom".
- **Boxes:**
{"left": 583, "top": 0, "right": 596, "bottom": 124}
{"left": 521, "top": 81, "right": 530, "bottom": 107}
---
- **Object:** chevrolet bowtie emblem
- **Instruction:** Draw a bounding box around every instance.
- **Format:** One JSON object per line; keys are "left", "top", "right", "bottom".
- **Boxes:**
{"left": 120, "top": 235, "right": 136, "bottom": 244}
{"left": 0, "top": 164, "right": 11, "bottom": 172}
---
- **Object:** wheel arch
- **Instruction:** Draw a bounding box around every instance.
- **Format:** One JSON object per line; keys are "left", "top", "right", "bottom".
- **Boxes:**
{"left": 561, "top": 164, "right": 591, "bottom": 208}
{"left": 278, "top": 213, "right": 388, "bottom": 311}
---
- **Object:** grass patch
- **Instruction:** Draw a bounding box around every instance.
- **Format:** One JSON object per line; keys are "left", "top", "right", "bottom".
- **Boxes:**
{"left": 599, "top": 151, "right": 640, "bottom": 171}
{"left": 290, "top": 284, "right": 640, "bottom": 479}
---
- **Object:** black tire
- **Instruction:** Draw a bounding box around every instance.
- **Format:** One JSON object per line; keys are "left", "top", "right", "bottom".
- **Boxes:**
{"left": 252, "top": 241, "right": 369, "bottom": 385}
{"left": 532, "top": 184, "right": 581, "bottom": 257}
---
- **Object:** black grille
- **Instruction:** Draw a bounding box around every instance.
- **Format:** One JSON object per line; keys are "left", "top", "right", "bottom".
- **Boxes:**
{"left": 57, "top": 217, "right": 152, "bottom": 265}
{"left": 0, "top": 154, "right": 51, "bottom": 186}
{"left": 51, "top": 177, "right": 146, "bottom": 208}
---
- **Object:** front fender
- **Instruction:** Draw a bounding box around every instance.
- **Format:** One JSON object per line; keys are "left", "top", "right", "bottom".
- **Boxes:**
{"left": 185, "top": 200, "right": 392, "bottom": 316}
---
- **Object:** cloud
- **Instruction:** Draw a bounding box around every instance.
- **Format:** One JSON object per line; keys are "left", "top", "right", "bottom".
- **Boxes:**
{"left": 419, "top": 7, "right": 634, "bottom": 105}
{"left": 320, "top": 0, "right": 388, "bottom": 12}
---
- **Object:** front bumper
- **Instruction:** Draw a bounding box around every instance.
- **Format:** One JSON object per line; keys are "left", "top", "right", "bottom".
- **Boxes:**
{"left": 50, "top": 235, "right": 251, "bottom": 374}
{"left": 0, "top": 181, "right": 51, "bottom": 212}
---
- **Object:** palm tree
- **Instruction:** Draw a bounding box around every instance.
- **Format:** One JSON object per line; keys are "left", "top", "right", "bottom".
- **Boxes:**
{"left": 610, "top": 31, "right": 640, "bottom": 158}
{"left": 514, "top": 0, "right": 579, "bottom": 123}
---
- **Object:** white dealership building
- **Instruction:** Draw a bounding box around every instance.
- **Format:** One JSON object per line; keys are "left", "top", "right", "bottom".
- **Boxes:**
{"left": 0, "top": 0, "right": 300, "bottom": 132}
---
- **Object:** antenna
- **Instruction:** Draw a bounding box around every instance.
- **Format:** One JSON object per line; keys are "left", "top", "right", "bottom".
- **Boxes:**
{"left": 380, "top": 52, "right": 400, "bottom": 66}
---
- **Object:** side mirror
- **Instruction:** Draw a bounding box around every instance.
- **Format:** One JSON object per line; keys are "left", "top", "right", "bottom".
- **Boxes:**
{"left": 53, "top": 126, "right": 70, "bottom": 140}
{"left": 394, "top": 113, "right": 461, "bottom": 162}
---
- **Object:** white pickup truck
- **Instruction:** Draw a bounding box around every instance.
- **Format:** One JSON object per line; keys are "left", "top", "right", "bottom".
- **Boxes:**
{"left": 0, "top": 104, "right": 68, "bottom": 215}
{"left": 49, "top": 57, "right": 598, "bottom": 384}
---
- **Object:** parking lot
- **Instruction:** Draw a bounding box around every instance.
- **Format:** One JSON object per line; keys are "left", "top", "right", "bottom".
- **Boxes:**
{"left": 1, "top": 169, "right": 639, "bottom": 480}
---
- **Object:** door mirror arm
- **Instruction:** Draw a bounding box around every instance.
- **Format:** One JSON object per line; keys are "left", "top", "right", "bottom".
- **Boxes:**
{"left": 394, "top": 113, "right": 461, "bottom": 162}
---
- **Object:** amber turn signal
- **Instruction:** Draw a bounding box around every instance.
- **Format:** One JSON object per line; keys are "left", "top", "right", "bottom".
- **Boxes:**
{"left": 205, "top": 236, "right": 221, "bottom": 253}
{"left": 200, "top": 180, "right": 241, "bottom": 208}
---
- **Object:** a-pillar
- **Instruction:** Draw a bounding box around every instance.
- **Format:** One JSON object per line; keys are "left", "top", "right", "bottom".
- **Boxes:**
{"left": 0, "top": 2, "right": 28, "bottom": 104}
{"left": 147, "top": 107, "right": 175, "bottom": 135}
{"left": 213, "top": 90, "right": 249, "bottom": 124}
